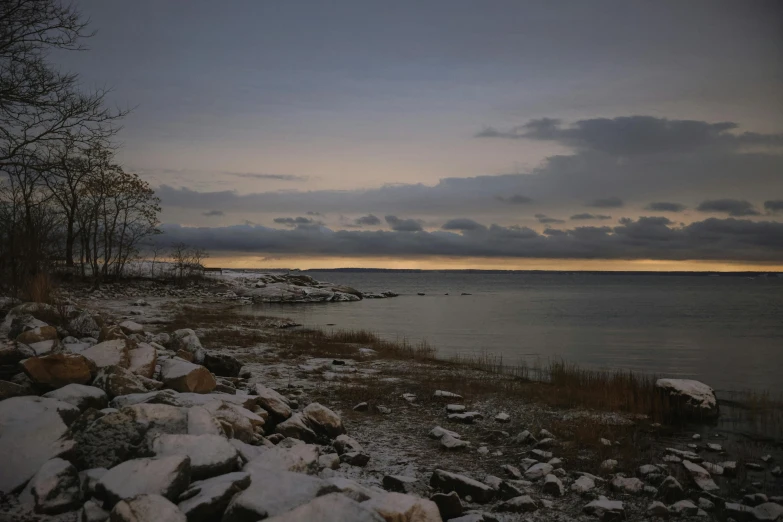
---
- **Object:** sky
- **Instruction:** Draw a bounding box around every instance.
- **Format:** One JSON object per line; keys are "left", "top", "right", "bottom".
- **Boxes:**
{"left": 61, "top": 0, "right": 783, "bottom": 270}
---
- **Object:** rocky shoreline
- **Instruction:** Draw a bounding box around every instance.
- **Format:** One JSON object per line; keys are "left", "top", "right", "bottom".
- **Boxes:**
{"left": 0, "top": 276, "right": 781, "bottom": 522}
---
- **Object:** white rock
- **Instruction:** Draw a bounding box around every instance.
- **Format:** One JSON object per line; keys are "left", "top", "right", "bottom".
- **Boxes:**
{"left": 97, "top": 456, "right": 191, "bottom": 507}
{"left": 0, "top": 396, "right": 79, "bottom": 494}
{"left": 243, "top": 443, "right": 320, "bottom": 475}
{"left": 187, "top": 406, "right": 224, "bottom": 436}
{"left": 222, "top": 468, "right": 338, "bottom": 521}
{"left": 441, "top": 433, "right": 470, "bottom": 450}
{"left": 21, "top": 457, "right": 81, "bottom": 514}
{"left": 43, "top": 384, "right": 108, "bottom": 411}
{"left": 494, "top": 412, "right": 510, "bottom": 423}
{"left": 682, "top": 460, "right": 719, "bottom": 492}
{"left": 584, "top": 496, "right": 625, "bottom": 519}
{"left": 611, "top": 476, "right": 644, "bottom": 494}
{"left": 81, "top": 340, "right": 131, "bottom": 369}
{"left": 429, "top": 426, "right": 460, "bottom": 440}
{"left": 150, "top": 434, "right": 239, "bottom": 480}
{"left": 254, "top": 384, "right": 292, "bottom": 422}
{"left": 178, "top": 472, "right": 252, "bottom": 522}
{"left": 655, "top": 378, "right": 718, "bottom": 419}
{"left": 126, "top": 403, "right": 188, "bottom": 435}
{"left": 433, "top": 390, "right": 463, "bottom": 399}
{"left": 128, "top": 343, "right": 157, "bottom": 378}
{"left": 80, "top": 499, "right": 110, "bottom": 522}
{"left": 264, "top": 492, "right": 384, "bottom": 522}
{"left": 600, "top": 459, "right": 618, "bottom": 471}
{"left": 362, "top": 491, "right": 442, "bottom": 522}
{"left": 159, "top": 358, "right": 216, "bottom": 394}
{"left": 572, "top": 475, "right": 596, "bottom": 495}
{"left": 543, "top": 474, "right": 564, "bottom": 496}
{"left": 111, "top": 494, "right": 186, "bottom": 522}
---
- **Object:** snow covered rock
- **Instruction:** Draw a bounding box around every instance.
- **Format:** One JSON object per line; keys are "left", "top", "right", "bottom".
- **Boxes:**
{"left": 82, "top": 339, "right": 131, "bottom": 369}
{"left": 21, "top": 353, "right": 96, "bottom": 388}
{"left": 128, "top": 343, "right": 157, "bottom": 378}
{"left": 264, "top": 493, "right": 383, "bottom": 522}
{"left": 497, "top": 495, "right": 538, "bottom": 513}
{"left": 80, "top": 499, "right": 109, "bottom": 522}
{"left": 656, "top": 378, "right": 719, "bottom": 419}
{"left": 111, "top": 494, "right": 186, "bottom": 522}
{"left": 21, "top": 458, "right": 82, "bottom": 514}
{"left": 441, "top": 433, "right": 470, "bottom": 450}
{"left": 16, "top": 325, "right": 58, "bottom": 345}
{"left": 70, "top": 409, "right": 147, "bottom": 469}
{"left": 187, "top": 405, "right": 224, "bottom": 436}
{"left": 171, "top": 330, "right": 205, "bottom": 364}
{"left": 254, "top": 384, "right": 293, "bottom": 423}
{"left": 657, "top": 476, "right": 686, "bottom": 503}
{"left": 243, "top": 443, "right": 320, "bottom": 475}
{"left": 610, "top": 476, "right": 644, "bottom": 494}
{"left": 524, "top": 463, "right": 553, "bottom": 481}
{"left": 126, "top": 403, "right": 188, "bottom": 435}
{"left": 583, "top": 496, "right": 625, "bottom": 519}
{"left": 682, "top": 460, "right": 719, "bottom": 493}
{"left": 302, "top": 402, "right": 344, "bottom": 439}
{"left": 0, "top": 396, "right": 79, "bottom": 494}
{"left": 543, "top": 474, "right": 564, "bottom": 496}
{"left": 647, "top": 501, "right": 670, "bottom": 518}
{"left": 119, "top": 321, "right": 145, "bottom": 335}
{"left": 150, "top": 434, "right": 239, "bottom": 480}
{"left": 97, "top": 456, "right": 191, "bottom": 508}
{"left": 430, "top": 469, "right": 495, "bottom": 504}
{"left": 362, "top": 491, "right": 442, "bottom": 522}
{"left": 159, "top": 358, "right": 216, "bottom": 393}
{"left": 572, "top": 475, "right": 596, "bottom": 495}
{"left": 222, "top": 469, "right": 339, "bottom": 521}
{"left": 93, "top": 365, "right": 162, "bottom": 398}
{"left": 43, "top": 383, "right": 108, "bottom": 411}
{"left": 178, "top": 472, "right": 251, "bottom": 522}
{"left": 429, "top": 426, "right": 460, "bottom": 440}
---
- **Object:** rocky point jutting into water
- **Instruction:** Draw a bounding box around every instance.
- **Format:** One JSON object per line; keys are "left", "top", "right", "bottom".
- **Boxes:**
{"left": 0, "top": 274, "right": 781, "bottom": 522}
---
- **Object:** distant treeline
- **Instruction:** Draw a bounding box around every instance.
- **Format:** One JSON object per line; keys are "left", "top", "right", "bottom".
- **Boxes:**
{"left": 297, "top": 268, "right": 783, "bottom": 277}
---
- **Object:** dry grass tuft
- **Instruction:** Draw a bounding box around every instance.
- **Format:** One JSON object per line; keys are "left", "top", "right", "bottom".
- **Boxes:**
{"left": 25, "top": 272, "right": 56, "bottom": 304}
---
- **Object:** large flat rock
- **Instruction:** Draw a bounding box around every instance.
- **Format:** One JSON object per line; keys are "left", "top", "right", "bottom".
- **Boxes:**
{"left": 656, "top": 378, "right": 718, "bottom": 419}
{"left": 97, "top": 456, "right": 191, "bottom": 508}
{"left": 150, "top": 434, "right": 239, "bottom": 480}
{"left": 21, "top": 353, "right": 95, "bottom": 388}
{"left": 0, "top": 396, "right": 79, "bottom": 494}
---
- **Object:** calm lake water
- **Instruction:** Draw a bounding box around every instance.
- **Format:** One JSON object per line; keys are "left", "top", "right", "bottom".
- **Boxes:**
{"left": 248, "top": 272, "right": 783, "bottom": 394}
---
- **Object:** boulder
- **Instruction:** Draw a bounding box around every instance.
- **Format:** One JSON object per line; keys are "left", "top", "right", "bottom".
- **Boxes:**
{"left": 66, "top": 310, "right": 100, "bottom": 338}
{"left": 119, "top": 321, "right": 145, "bottom": 335}
{"left": 430, "top": 469, "right": 495, "bottom": 504}
{"left": 222, "top": 469, "right": 339, "bottom": 521}
{"left": 276, "top": 413, "right": 317, "bottom": 443}
{"left": 126, "top": 403, "right": 188, "bottom": 435}
{"left": 159, "top": 359, "right": 216, "bottom": 394}
{"left": 0, "top": 396, "right": 79, "bottom": 494}
{"left": 647, "top": 501, "right": 670, "bottom": 518}
{"left": 200, "top": 400, "right": 264, "bottom": 443}
{"left": 22, "top": 457, "right": 82, "bottom": 514}
{"left": 171, "top": 330, "right": 205, "bottom": 364}
{"left": 362, "top": 492, "right": 442, "bottom": 522}
{"left": 7, "top": 312, "right": 48, "bottom": 339}
{"left": 70, "top": 409, "right": 148, "bottom": 469}
{"left": 243, "top": 443, "right": 320, "bottom": 475}
{"left": 543, "top": 474, "right": 564, "bottom": 496}
{"left": 100, "top": 325, "right": 127, "bottom": 342}
{"left": 263, "top": 493, "right": 384, "bottom": 522}
{"left": 572, "top": 475, "right": 596, "bottom": 495}
{"left": 0, "top": 379, "right": 28, "bottom": 400}
{"left": 97, "top": 456, "right": 191, "bottom": 508}
{"left": 82, "top": 339, "right": 131, "bottom": 370}
{"left": 302, "top": 402, "right": 345, "bottom": 439}
{"left": 583, "top": 496, "right": 625, "bottom": 519}
{"left": 753, "top": 503, "right": 783, "bottom": 521}
{"left": 21, "top": 353, "right": 96, "bottom": 388}
{"left": 524, "top": 463, "right": 553, "bottom": 481}
{"left": 430, "top": 491, "right": 462, "bottom": 520}
{"left": 497, "top": 495, "right": 538, "bottom": 513}
{"left": 318, "top": 453, "right": 340, "bottom": 470}
{"left": 150, "top": 434, "right": 239, "bottom": 480}
{"left": 657, "top": 476, "right": 685, "bottom": 503}
{"left": 610, "top": 476, "right": 644, "bottom": 494}
{"left": 429, "top": 426, "right": 461, "bottom": 440}
{"left": 43, "top": 384, "right": 108, "bottom": 411}
{"left": 682, "top": 460, "right": 719, "bottom": 493}
{"left": 254, "top": 384, "right": 292, "bottom": 423}
{"left": 178, "top": 472, "right": 251, "bottom": 522}
{"left": 340, "top": 451, "right": 370, "bottom": 467}
{"left": 80, "top": 467, "right": 108, "bottom": 498}
{"left": 94, "top": 365, "right": 162, "bottom": 398}
{"left": 111, "top": 494, "right": 186, "bottom": 522}
{"left": 187, "top": 405, "right": 224, "bottom": 436}
{"left": 656, "top": 379, "right": 718, "bottom": 419}
{"left": 203, "top": 351, "right": 242, "bottom": 377}
{"left": 128, "top": 343, "right": 157, "bottom": 378}
{"left": 16, "top": 325, "right": 58, "bottom": 345}
{"left": 80, "top": 499, "right": 110, "bottom": 522}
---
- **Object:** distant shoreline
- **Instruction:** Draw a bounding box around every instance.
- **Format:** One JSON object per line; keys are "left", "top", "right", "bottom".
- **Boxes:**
{"left": 219, "top": 267, "right": 783, "bottom": 277}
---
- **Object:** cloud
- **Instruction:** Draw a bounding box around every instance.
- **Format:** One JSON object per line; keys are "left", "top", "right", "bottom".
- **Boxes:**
{"left": 202, "top": 210, "right": 224, "bottom": 217}
{"left": 226, "top": 172, "right": 309, "bottom": 182}
{"left": 354, "top": 214, "right": 381, "bottom": 226}
{"left": 764, "top": 200, "right": 783, "bottom": 214}
{"left": 442, "top": 218, "right": 487, "bottom": 232}
{"left": 535, "top": 214, "right": 565, "bottom": 224}
{"left": 646, "top": 202, "right": 687, "bottom": 212}
{"left": 385, "top": 215, "right": 423, "bottom": 232}
{"left": 154, "top": 217, "right": 783, "bottom": 263}
{"left": 570, "top": 213, "right": 612, "bottom": 221}
{"left": 306, "top": 211, "right": 323, "bottom": 216}
{"left": 273, "top": 216, "right": 316, "bottom": 226}
{"left": 696, "top": 199, "right": 760, "bottom": 217}
{"left": 476, "top": 116, "right": 783, "bottom": 156}
{"left": 497, "top": 194, "right": 533, "bottom": 205}
{"left": 586, "top": 197, "right": 623, "bottom": 208}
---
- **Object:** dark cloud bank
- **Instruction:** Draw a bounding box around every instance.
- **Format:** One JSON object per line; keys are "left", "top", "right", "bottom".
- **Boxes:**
{"left": 157, "top": 217, "right": 783, "bottom": 263}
